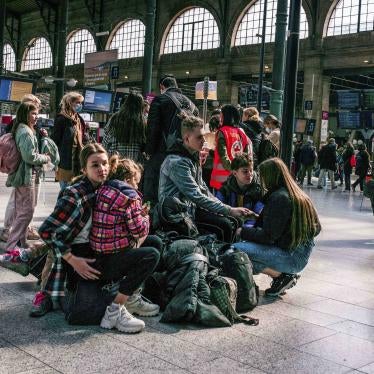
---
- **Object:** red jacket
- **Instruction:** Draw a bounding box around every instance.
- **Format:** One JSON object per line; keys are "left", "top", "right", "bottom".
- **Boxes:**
{"left": 210, "top": 126, "right": 250, "bottom": 190}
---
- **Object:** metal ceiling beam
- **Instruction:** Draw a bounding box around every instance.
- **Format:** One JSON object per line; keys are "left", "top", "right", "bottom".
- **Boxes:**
{"left": 35, "top": 0, "right": 57, "bottom": 37}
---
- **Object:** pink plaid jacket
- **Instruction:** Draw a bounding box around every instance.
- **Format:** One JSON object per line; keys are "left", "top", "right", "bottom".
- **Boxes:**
{"left": 90, "top": 180, "right": 149, "bottom": 254}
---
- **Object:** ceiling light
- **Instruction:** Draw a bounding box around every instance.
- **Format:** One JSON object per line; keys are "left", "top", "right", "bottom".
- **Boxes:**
{"left": 186, "top": 71, "right": 190, "bottom": 75}
{"left": 124, "top": 75, "right": 128, "bottom": 79}
{"left": 363, "top": 60, "right": 369, "bottom": 63}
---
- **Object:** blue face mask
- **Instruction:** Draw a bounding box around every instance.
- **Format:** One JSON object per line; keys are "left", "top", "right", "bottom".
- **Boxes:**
{"left": 75, "top": 103, "right": 83, "bottom": 113}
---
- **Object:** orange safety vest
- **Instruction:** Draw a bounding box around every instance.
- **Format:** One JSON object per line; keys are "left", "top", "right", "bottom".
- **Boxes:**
{"left": 210, "top": 126, "right": 251, "bottom": 190}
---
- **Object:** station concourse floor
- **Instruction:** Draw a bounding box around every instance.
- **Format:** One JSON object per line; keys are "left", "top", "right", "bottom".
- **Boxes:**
{"left": 0, "top": 173, "right": 373, "bottom": 374}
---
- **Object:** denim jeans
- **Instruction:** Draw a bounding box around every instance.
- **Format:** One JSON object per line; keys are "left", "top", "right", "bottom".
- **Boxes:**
{"left": 233, "top": 240, "right": 314, "bottom": 274}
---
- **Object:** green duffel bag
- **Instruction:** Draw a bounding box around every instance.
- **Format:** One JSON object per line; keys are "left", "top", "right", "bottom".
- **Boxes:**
{"left": 207, "top": 270, "right": 259, "bottom": 326}
{"left": 219, "top": 249, "right": 259, "bottom": 313}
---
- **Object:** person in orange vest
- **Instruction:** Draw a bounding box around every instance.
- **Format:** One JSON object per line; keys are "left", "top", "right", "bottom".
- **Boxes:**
{"left": 210, "top": 104, "right": 252, "bottom": 190}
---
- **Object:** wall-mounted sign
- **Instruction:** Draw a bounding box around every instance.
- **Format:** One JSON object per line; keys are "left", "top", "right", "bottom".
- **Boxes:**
{"left": 84, "top": 50, "right": 118, "bottom": 87}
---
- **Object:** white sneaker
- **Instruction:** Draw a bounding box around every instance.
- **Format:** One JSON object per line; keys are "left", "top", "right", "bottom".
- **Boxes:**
{"left": 125, "top": 292, "right": 160, "bottom": 317}
{"left": 100, "top": 303, "right": 145, "bottom": 333}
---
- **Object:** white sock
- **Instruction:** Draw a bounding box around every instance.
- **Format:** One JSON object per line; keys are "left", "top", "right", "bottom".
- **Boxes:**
{"left": 108, "top": 302, "right": 121, "bottom": 312}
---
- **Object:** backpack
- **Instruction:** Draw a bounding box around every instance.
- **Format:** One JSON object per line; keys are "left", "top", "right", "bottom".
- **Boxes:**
{"left": 65, "top": 280, "right": 116, "bottom": 325}
{"left": 207, "top": 270, "right": 259, "bottom": 326}
{"left": 219, "top": 248, "right": 259, "bottom": 313}
{"left": 163, "top": 92, "right": 195, "bottom": 150}
{"left": 257, "top": 134, "right": 278, "bottom": 164}
{"left": 0, "top": 133, "right": 21, "bottom": 174}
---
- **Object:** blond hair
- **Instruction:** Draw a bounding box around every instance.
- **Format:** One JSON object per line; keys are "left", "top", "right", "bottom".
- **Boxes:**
{"left": 258, "top": 157, "right": 321, "bottom": 248}
{"left": 180, "top": 113, "right": 204, "bottom": 137}
{"left": 243, "top": 107, "right": 260, "bottom": 122}
{"left": 60, "top": 92, "right": 84, "bottom": 119}
{"left": 21, "top": 94, "right": 41, "bottom": 107}
{"left": 108, "top": 155, "right": 143, "bottom": 182}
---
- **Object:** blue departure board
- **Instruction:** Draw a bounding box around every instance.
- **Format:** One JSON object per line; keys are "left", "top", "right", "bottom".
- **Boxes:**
{"left": 337, "top": 111, "right": 361, "bottom": 129}
{"left": 337, "top": 91, "right": 361, "bottom": 110}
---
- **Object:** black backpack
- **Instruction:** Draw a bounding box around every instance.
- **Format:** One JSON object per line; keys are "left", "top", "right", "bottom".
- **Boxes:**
{"left": 219, "top": 248, "right": 259, "bottom": 313}
{"left": 258, "top": 134, "right": 278, "bottom": 164}
{"left": 163, "top": 92, "right": 195, "bottom": 150}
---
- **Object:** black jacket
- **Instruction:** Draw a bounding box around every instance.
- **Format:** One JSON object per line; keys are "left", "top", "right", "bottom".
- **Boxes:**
{"left": 241, "top": 187, "right": 293, "bottom": 249}
{"left": 355, "top": 150, "right": 370, "bottom": 177}
{"left": 161, "top": 238, "right": 231, "bottom": 327}
{"left": 300, "top": 144, "right": 316, "bottom": 166}
{"left": 145, "top": 88, "right": 198, "bottom": 156}
{"left": 342, "top": 146, "right": 354, "bottom": 170}
{"left": 318, "top": 143, "right": 337, "bottom": 171}
{"left": 240, "top": 119, "right": 263, "bottom": 158}
{"left": 51, "top": 114, "right": 89, "bottom": 171}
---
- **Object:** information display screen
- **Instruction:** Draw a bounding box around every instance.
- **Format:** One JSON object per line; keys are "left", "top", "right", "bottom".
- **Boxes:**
{"left": 337, "top": 91, "right": 361, "bottom": 110}
{"left": 337, "top": 111, "right": 361, "bottom": 129}
{"left": 363, "top": 90, "right": 374, "bottom": 110}
{"left": 361, "top": 111, "right": 374, "bottom": 129}
{"left": 0, "top": 76, "right": 35, "bottom": 103}
{"left": 83, "top": 88, "right": 113, "bottom": 113}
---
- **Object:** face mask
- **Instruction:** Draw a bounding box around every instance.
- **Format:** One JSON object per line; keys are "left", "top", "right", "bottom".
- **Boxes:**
{"left": 75, "top": 103, "right": 83, "bottom": 113}
{"left": 265, "top": 127, "right": 272, "bottom": 134}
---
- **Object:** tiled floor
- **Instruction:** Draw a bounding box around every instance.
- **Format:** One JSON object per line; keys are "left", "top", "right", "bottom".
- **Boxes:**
{"left": 0, "top": 173, "right": 373, "bottom": 374}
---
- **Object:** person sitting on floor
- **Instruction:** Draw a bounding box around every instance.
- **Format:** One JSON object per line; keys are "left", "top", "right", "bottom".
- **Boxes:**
{"left": 233, "top": 157, "right": 321, "bottom": 297}
{"left": 90, "top": 155, "right": 161, "bottom": 333}
{"left": 216, "top": 154, "right": 263, "bottom": 228}
{"left": 158, "top": 113, "right": 256, "bottom": 243}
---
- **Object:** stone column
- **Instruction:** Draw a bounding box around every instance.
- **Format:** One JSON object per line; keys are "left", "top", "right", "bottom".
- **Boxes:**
{"left": 216, "top": 58, "right": 234, "bottom": 105}
{"left": 302, "top": 54, "right": 330, "bottom": 148}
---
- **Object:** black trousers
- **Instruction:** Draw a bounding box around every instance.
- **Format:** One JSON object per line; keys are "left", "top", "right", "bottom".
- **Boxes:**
{"left": 344, "top": 166, "right": 352, "bottom": 190}
{"left": 352, "top": 174, "right": 365, "bottom": 191}
{"left": 143, "top": 152, "right": 166, "bottom": 206}
{"left": 195, "top": 208, "right": 237, "bottom": 243}
{"left": 67, "top": 235, "right": 161, "bottom": 296}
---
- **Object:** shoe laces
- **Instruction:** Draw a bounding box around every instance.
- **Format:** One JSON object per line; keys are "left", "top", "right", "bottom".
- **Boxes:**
{"left": 32, "top": 292, "right": 46, "bottom": 307}
{"left": 120, "top": 305, "right": 135, "bottom": 320}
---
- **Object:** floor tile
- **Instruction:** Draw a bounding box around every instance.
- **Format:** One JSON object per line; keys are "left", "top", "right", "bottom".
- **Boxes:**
{"left": 358, "top": 362, "right": 374, "bottom": 373}
{"left": 250, "top": 319, "right": 337, "bottom": 347}
{"left": 262, "top": 350, "right": 352, "bottom": 374}
{"left": 328, "top": 320, "right": 374, "bottom": 342}
{"left": 260, "top": 299, "right": 345, "bottom": 326}
{"left": 300, "top": 333, "right": 374, "bottom": 369}
{"left": 306, "top": 299, "right": 374, "bottom": 326}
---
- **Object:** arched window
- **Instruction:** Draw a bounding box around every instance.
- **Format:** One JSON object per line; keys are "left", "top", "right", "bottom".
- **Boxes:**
{"left": 22, "top": 37, "right": 52, "bottom": 71}
{"left": 108, "top": 20, "right": 145, "bottom": 59}
{"left": 326, "top": 0, "right": 373, "bottom": 36}
{"left": 163, "top": 7, "right": 220, "bottom": 54}
{"left": 234, "top": 0, "right": 309, "bottom": 46}
{"left": 3, "top": 43, "right": 16, "bottom": 71}
{"left": 66, "top": 29, "right": 96, "bottom": 65}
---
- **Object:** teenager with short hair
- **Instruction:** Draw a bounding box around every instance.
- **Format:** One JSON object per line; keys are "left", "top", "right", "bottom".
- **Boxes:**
{"left": 216, "top": 154, "right": 263, "bottom": 228}
{"left": 159, "top": 114, "right": 256, "bottom": 242}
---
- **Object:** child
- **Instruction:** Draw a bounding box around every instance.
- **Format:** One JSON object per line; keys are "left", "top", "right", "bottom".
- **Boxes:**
{"left": 90, "top": 155, "right": 161, "bottom": 332}
{"left": 6, "top": 102, "right": 51, "bottom": 251}
{"left": 216, "top": 154, "right": 263, "bottom": 228}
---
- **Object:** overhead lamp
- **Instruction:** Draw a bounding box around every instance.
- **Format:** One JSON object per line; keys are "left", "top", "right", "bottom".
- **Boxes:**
{"left": 363, "top": 60, "right": 369, "bottom": 63}
{"left": 66, "top": 78, "right": 78, "bottom": 87}
{"left": 44, "top": 76, "right": 55, "bottom": 84}
{"left": 186, "top": 71, "right": 190, "bottom": 75}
